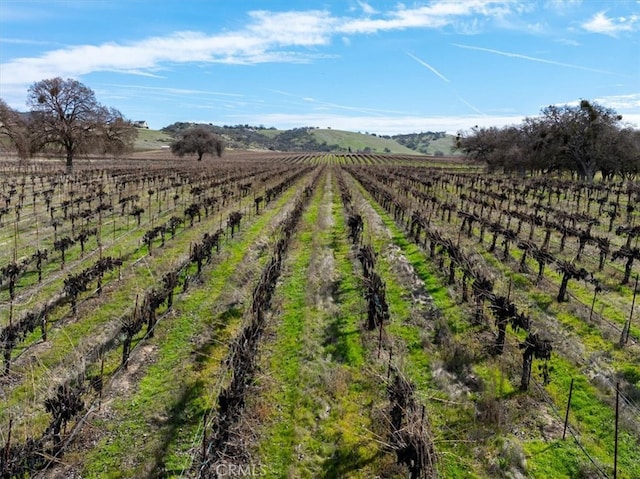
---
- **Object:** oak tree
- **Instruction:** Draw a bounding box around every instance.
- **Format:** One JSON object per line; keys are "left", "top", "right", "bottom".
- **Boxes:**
{"left": 0, "top": 99, "right": 33, "bottom": 159}
{"left": 27, "top": 77, "right": 134, "bottom": 168}
{"left": 170, "top": 127, "right": 224, "bottom": 161}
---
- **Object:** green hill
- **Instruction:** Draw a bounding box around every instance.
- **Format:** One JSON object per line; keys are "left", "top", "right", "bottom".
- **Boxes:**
{"left": 151, "top": 123, "right": 460, "bottom": 155}
{"left": 133, "top": 127, "right": 174, "bottom": 150}
{"left": 309, "top": 129, "right": 418, "bottom": 154}
{"left": 391, "top": 131, "right": 457, "bottom": 155}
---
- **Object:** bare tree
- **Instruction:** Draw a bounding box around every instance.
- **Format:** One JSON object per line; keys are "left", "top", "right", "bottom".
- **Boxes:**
{"left": 170, "top": 127, "right": 224, "bottom": 161}
{"left": 88, "top": 107, "right": 137, "bottom": 157}
{"left": 27, "top": 77, "right": 134, "bottom": 169}
{"left": 455, "top": 100, "right": 638, "bottom": 179}
{"left": 539, "top": 100, "right": 622, "bottom": 181}
{"left": 0, "top": 99, "right": 33, "bottom": 159}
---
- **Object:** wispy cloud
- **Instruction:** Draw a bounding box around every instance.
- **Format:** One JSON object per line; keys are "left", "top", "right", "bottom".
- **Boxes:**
{"left": 593, "top": 93, "right": 640, "bottom": 110}
{"left": 545, "top": 0, "right": 583, "bottom": 14}
{"left": 268, "top": 88, "right": 408, "bottom": 117}
{"left": 0, "top": 11, "right": 336, "bottom": 86}
{"left": 406, "top": 52, "right": 450, "bottom": 83}
{"left": 555, "top": 37, "right": 581, "bottom": 46}
{"left": 356, "top": 1, "right": 377, "bottom": 15}
{"left": 336, "top": 0, "right": 519, "bottom": 35}
{"left": 452, "top": 42, "right": 620, "bottom": 75}
{"left": 581, "top": 11, "right": 640, "bottom": 36}
{"left": 551, "top": 95, "right": 640, "bottom": 126}
{"left": 237, "top": 112, "right": 531, "bottom": 135}
{"left": 454, "top": 93, "right": 484, "bottom": 115}
{"left": 1, "top": 1, "right": 525, "bottom": 88}
{"left": 96, "top": 83, "right": 245, "bottom": 98}
{"left": 405, "top": 51, "right": 485, "bottom": 114}
{"left": 0, "top": 37, "right": 63, "bottom": 46}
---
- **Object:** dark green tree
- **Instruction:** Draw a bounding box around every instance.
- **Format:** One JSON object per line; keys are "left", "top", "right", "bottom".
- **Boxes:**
{"left": 170, "top": 127, "right": 224, "bottom": 161}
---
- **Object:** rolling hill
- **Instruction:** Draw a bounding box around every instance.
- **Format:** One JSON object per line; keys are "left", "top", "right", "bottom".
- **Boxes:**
{"left": 154, "top": 123, "right": 460, "bottom": 155}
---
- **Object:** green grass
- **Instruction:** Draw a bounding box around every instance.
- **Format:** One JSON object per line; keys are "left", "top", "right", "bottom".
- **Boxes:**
{"left": 346, "top": 175, "right": 488, "bottom": 477}
{"left": 324, "top": 202, "right": 365, "bottom": 368}
{"left": 309, "top": 129, "right": 418, "bottom": 155}
{"left": 348, "top": 172, "right": 640, "bottom": 478}
{"left": 0, "top": 202, "right": 239, "bottom": 436}
{"left": 81, "top": 178, "right": 304, "bottom": 477}
{"left": 528, "top": 363, "right": 640, "bottom": 478}
{"left": 254, "top": 170, "right": 391, "bottom": 477}
{"left": 133, "top": 128, "right": 174, "bottom": 150}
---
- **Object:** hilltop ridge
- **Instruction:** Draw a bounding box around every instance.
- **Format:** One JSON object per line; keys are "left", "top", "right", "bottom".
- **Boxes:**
{"left": 150, "top": 123, "right": 459, "bottom": 155}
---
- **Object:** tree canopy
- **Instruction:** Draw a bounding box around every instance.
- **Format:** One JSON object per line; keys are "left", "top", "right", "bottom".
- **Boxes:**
{"left": 170, "top": 127, "right": 224, "bottom": 161}
{"left": 456, "top": 100, "right": 639, "bottom": 181}
{"left": 0, "top": 99, "right": 33, "bottom": 159}
{"left": 24, "top": 77, "right": 135, "bottom": 168}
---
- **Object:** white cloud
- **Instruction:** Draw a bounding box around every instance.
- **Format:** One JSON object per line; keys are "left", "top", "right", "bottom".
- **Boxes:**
{"left": 246, "top": 10, "right": 334, "bottom": 46}
{"left": 582, "top": 11, "right": 639, "bottom": 36}
{"left": 545, "top": 0, "right": 582, "bottom": 13}
{"left": 336, "top": 0, "right": 518, "bottom": 34}
{"left": 1, "top": 1, "right": 527, "bottom": 90}
{"left": 555, "top": 37, "right": 581, "bottom": 46}
{"left": 452, "top": 42, "right": 620, "bottom": 75}
{"left": 234, "top": 112, "right": 531, "bottom": 135}
{"left": 357, "top": 1, "right": 378, "bottom": 15}
{"left": 97, "top": 83, "right": 245, "bottom": 98}
{"left": 0, "top": 37, "right": 63, "bottom": 46}
{"left": 0, "top": 11, "right": 335, "bottom": 87}
{"left": 593, "top": 93, "right": 640, "bottom": 110}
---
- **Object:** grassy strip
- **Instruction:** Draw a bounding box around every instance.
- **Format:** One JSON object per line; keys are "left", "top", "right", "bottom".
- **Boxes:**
{"left": 79, "top": 181, "right": 303, "bottom": 477}
{"left": 528, "top": 359, "right": 640, "bottom": 478}
{"left": 350, "top": 177, "right": 486, "bottom": 477}
{"left": 252, "top": 169, "right": 392, "bottom": 477}
{"left": 0, "top": 203, "right": 253, "bottom": 437}
{"left": 352, "top": 175, "right": 640, "bottom": 478}
{"left": 470, "top": 246, "right": 640, "bottom": 477}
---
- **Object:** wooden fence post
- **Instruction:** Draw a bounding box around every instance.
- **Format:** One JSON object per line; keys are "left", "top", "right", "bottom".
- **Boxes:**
{"left": 563, "top": 378, "right": 574, "bottom": 440}
{"left": 614, "top": 382, "right": 620, "bottom": 479}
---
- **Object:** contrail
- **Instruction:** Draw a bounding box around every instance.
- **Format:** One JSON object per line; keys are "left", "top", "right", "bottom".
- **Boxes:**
{"left": 452, "top": 43, "right": 619, "bottom": 75}
{"left": 406, "top": 51, "right": 450, "bottom": 83}
{"left": 454, "top": 93, "right": 484, "bottom": 115}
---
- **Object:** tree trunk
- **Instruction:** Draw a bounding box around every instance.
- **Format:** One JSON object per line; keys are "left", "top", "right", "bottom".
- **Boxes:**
{"left": 520, "top": 249, "right": 528, "bottom": 272}
{"left": 461, "top": 273, "right": 468, "bottom": 302}
{"left": 490, "top": 232, "right": 498, "bottom": 252}
{"left": 147, "top": 309, "right": 156, "bottom": 337}
{"left": 542, "top": 229, "right": 551, "bottom": 250}
{"left": 520, "top": 351, "right": 533, "bottom": 391}
{"left": 65, "top": 143, "right": 74, "bottom": 173}
{"left": 122, "top": 336, "right": 131, "bottom": 369}
{"left": 537, "top": 261, "right": 545, "bottom": 283}
{"left": 622, "top": 257, "right": 633, "bottom": 285}
{"left": 503, "top": 239, "right": 510, "bottom": 259}
{"left": 599, "top": 251, "right": 606, "bottom": 271}
{"left": 495, "top": 321, "right": 506, "bottom": 354}
{"left": 558, "top": 273, "right": 570, "bottom": 302}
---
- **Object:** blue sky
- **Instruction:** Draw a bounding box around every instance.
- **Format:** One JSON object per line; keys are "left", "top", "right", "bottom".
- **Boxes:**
{"left": 1, "top": 0, "right": 639, "bottom": 134}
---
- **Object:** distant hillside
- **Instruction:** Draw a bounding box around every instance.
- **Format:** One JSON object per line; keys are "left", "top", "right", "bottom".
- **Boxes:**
{"left": 133, "top": 127, "right": 174, "bottom": 150}
{"left": 389, "top": 131, "right": 456, "bottom": 155}
{"left": 155, "top": 123, "right": 459, "bottom": 155}
{"left": 310, "top": 129, "right": 418, "bottom": 155}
